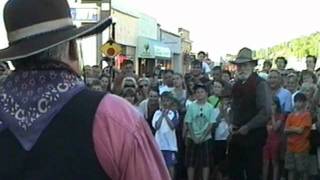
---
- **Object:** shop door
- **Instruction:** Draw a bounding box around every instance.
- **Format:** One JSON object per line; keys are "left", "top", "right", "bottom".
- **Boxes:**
{"left": 138, "top": 58, "right": 155, "bottom": 77}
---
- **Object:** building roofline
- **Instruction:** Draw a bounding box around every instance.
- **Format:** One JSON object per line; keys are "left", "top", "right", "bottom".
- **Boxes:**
{"left": 111, "top": 8, "right": 139, "bottom": 19}
{"left": 182, "top": 39, "right": 193, "bottom": 43}
{"left": 160, "top": 29, "right": 180, "bottom": 37}
{"left": 178, "top": 27, "right": 190, "bottom": 32}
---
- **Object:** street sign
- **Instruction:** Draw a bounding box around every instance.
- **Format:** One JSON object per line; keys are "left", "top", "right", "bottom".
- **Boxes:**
{"left": 101, "top": 41, "right": 122, "bottom": 58}
{"left": 82, "top": 0, "right": 110, "bottom": 3}
{"left": 70, "top": 6, "right": 100, "bottom": 22}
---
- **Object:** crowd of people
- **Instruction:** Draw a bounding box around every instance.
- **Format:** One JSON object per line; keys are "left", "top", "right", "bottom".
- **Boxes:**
{"left": 1, "top": 1, "right": 320, "bottom": 180}
{"left": 1, "top": 42, "right": 319, "bottom": 180}
{"left": 82, "top": 49, "right": 320, "bottom": 180}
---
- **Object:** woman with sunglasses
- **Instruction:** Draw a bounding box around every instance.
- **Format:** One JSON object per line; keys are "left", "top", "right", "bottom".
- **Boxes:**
{"left": 137, "top": 78, "right": 151, "bottom": 104}
{"left": 121, "top": 77, "right": 138, "bottom": 89}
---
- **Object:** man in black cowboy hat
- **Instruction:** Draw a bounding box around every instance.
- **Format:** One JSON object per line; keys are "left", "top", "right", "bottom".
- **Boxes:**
{"left": 0, "top": 0, "right": 170, "bottom": 179}
{"left": 228, "top": 48, "right": 272, "bottom": 180}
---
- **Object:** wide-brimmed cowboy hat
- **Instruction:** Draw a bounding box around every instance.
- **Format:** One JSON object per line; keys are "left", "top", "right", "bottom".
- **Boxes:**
{"left": 230, "top": 47, "right": 258, "bottom": 65}
{"left": 0, "top": 0, "right": 112, "bottom": 62}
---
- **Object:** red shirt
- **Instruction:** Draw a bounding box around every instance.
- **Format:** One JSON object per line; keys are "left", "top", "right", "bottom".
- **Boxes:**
{"left": 93, "top": 94, "right": 170, "bottom": 180}
{"left": 285, "top": 111, "right": 312, "bottom": 153}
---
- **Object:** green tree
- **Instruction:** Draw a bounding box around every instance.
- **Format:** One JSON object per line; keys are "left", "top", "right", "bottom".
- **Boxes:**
{"left": 254, "top": 32, "right": 320, "bottom": 60}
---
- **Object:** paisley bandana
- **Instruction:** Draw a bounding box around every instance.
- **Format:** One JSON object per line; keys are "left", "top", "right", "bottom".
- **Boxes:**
{"left": 0, "top": 61, "right": 85, "bottom": 151}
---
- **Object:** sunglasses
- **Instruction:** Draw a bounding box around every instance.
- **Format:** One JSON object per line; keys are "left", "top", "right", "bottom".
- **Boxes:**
{"left": 200, "top": 107, "right": 203, "bottom": 117}
{"left": 124, "top": 85, "right": 136, "bottom": 88}
{"left": 150, "top": 96, "right": 159, "bottom": 100}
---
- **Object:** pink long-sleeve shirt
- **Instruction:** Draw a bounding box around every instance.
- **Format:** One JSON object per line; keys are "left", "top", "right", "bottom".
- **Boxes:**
{"left": 93, "top": 94, "right": 170, "bottom": 180}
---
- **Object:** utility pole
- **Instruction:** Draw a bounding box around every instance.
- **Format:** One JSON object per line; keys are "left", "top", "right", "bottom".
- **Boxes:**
{"left": 97, "top": 0, "right": 111, "bottom": 65}
{"left": 81, "top": 0, "right": 111, "bottom": 65}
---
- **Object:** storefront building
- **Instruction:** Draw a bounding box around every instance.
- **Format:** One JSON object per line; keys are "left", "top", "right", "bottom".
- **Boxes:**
{"left": 136, "top": 36, "right": 171, "bottom": 76}
{"left": 136, "top": 13, "right": 163, "bottom": 76}
{"left": 160, "top": 29, "right": 182, "bottom": 73}
{"left": 179, "top": 28, "right": 193, "bottom": 73}
{"left": 111, "top": 8, "right": 138, "bottom": 69}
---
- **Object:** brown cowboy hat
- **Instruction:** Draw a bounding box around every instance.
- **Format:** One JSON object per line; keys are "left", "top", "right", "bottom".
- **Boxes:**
{"left": 230, "top": 47, "right": 258, "bottom": 65}
{"left": 0, "top": 0, "right": 113, "bottom": 62}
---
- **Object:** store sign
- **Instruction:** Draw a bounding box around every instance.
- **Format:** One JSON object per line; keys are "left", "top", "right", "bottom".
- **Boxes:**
{"left": 161, "top": 30, "right": 181, "bottom": 54}
{"left": 140, "top": 43, "right": 153, "bottom": 58}
{"left": 137, "top": 37, "right": 171, "bottom": 59}
{"left": 70, "top": 7, "right": 100, "bottom": 22}
{"left": 154, "top": 45, "right": 171, "bottom": 58}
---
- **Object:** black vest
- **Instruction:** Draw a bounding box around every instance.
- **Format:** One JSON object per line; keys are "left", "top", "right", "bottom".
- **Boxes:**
{"left": 231, "top": 73, "right": 264, "bottom": 127}
{"left": 0, "top": 89, "right": 110, "bottom": 180}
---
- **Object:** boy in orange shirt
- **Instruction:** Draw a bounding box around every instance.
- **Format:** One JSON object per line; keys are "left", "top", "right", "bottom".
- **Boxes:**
{"left": 284, "top": 93, "right": 312, "bottom": 180}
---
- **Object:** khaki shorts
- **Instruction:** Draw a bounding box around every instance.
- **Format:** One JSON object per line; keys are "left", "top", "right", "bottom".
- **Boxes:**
{"left": 285, "top": 152, "right": 309, "bottom": 173}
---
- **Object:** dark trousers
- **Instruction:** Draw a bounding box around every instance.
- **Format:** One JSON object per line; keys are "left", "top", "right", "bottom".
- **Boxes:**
{"left": 228, "top": 128, "right": 267, "bottom": 180}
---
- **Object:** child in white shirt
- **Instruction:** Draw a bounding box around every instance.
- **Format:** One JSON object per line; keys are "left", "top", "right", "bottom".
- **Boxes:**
{"left": 152, "top": 91, "right": 180, "bottom": 179}
{"left": 214, "top": 91, "right": 231, "bottom": 180}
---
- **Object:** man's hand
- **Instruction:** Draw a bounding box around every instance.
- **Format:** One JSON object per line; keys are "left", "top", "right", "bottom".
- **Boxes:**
{"left": 198, "top": 135, "right": 208, "bottom": 144}
{"left": 162, "top": 109, "right": 169, "bottom": 115}
{"left": 192, "top": 137, "right": 201, "bottom": 144}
